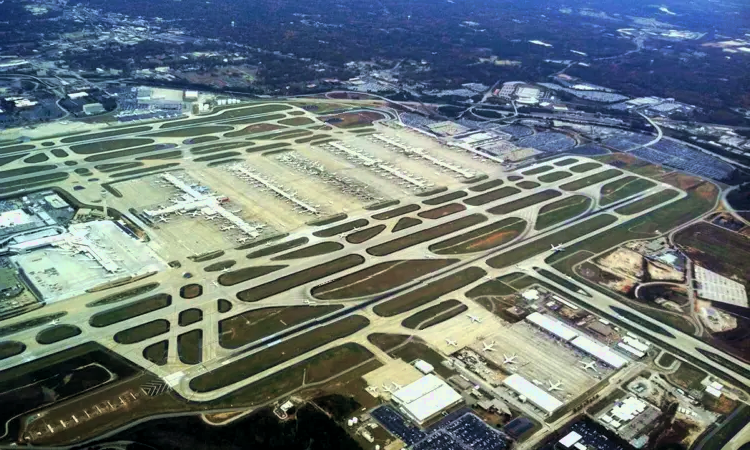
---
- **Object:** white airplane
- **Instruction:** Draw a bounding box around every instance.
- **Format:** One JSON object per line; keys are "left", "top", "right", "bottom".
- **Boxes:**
{"left": 547, "top": 380, "right": 563, "bottom": 392}
{"left": 303, "top": 299, "right": 317, "bottom": 305}
{"left": 205, "top": 216, "right": 218, "bottom": 221}
{"left": 157, "top": 216, "right": 170, "bottom": 223}
{"left": 211, "top": 281, "right": 220, "bottom": 287}
{"left": 381, "top": 384, "right": 393, "bottom": 393}
{"left": 49, "top": 319, "right": 60, "bottom": 326}
{"left": 445, "top": 339, "right": 458, "bottom": 347}
{"left": 581, "top": 361, "right": 598, "bottom": 373}
{"left": 467, "top": 314, "right": 482, "bottom": 324}
{"left": 229, "top": 209, "right": 242, "bottom": 214}
{"left": 391, "top": 382, "right": 402, "bottom": 390}
{"left": 189, "top": 211, "right": 201, "bottom": 217}
{"left": 503, "top": 354, "right": 518, "bottom": 364}
{"left": 482, "top": 341, "right": 496, "bottom": 352}
{"left": 221, "top": 226, "right": 236, "bottom": 231}
{"left": 221, "top": 267, "right": 231, "bottom": 273}
{"left": 550, "top": 244, "right": 566, "bottom": 252}
{"left": 237, "top": 237, "right": 250, "bottom": 244}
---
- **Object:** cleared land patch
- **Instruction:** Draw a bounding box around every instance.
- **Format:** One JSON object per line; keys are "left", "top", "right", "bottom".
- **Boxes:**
{"left": 570, "top": 162, "right": 602, "bottom": 173}
{"left": 538, "top": 171, "right": 572, "bottom": 183}
{"left": 487, "top": 190, "right": 562, "bottom": 215}
{"left": 534, "top": 196, "right": 592, "bottom": 230}
{"left": 237, "top": 255, "right": 365, "bottom": 302}
{"left": 69, "top": 138, "right": 154, "bottom": 155}
{"left": 615, "top": 190, "right": 679, "bottom": 215}
{"left": 429, "top": 218, "right": 526, "bottom": 254}
{"left": 311, "top": 258, "right": 457, "bottom": 300}
{"left": 600, "top": 177, "right": 656, "bottom": 206}
{"left": 113, "top": 320, "right": 170, "bottom": 344}
{"left": 368, "top": 214, "right": 487, "bottom": 256}
{"left": 559, "top": 169, "right": 623, "bottom": 191}
{"left": 401, "top": 300, "right": 465, "bottom": 329}
{"left": 272, "top": 242, "right": 344, "bottom": 260}
{"left": 313, "top": 219, "right": 369, "bottom": 238}
{"left": 418, "top": 203, "right": 466, "bottom": 219}
{"left": 247, "top": 237, "right": 309, "bottom": 258}
{"left": 469, "top": 179, "right": 504, "bottom": 192}
{"left": 36, "top": 325, "right": 82, "bottom": 345}
{"left": 373, "top": 267, "right": 486, "bottom": 317}
{"left": 423, "top": 191, "right": 468, "bottom": 205}
{"left": 218, "top": 305, "right": 343, "bottom": 349}
{"left": 346, "top": 225, "right": 386, "bottom": 244}
{"left": 218, "top": 265, "right": 287, "bottom": 286}
{"left": 190, "top": 315, "right": 369, "bottom": 392}
{"left": 372, "top": 204, "right": 420, "bottom": 220}
{"left": 487, "top": 214, "right": 618, "bottom": 268}
{"left": 178, "top": 329, "right": 202, "bottom": 365}
{"left": 89, "top": 294, "right": 171, "bottom": 327}
{"left": 464, "top": 187, "right": 521, "bottom": 206}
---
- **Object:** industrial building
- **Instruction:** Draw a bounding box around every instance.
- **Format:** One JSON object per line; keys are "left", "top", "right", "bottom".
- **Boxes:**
{"left": 570, "top": 336, "right": 628, "bottom": 369}
{"left": 525, "top": 312, "right": 579, "bottom": 341}
{"left": 502, "top": 374, "right": 563, "bottom": 415}
{"left": 391, "top": 374, "right": 463, "bottom": 424}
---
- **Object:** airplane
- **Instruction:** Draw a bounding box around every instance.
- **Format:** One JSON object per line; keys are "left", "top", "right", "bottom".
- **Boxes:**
{"left": 229, "top": 209, "right": 242, "bottom": 214}
{"left": 211, "top": 281, "right": 220, "bottom": 287}
{"left": 467, "top": 314, "right": 482, "bottom": 324}
{"left": 381, "top": 384, "right": 393, "bottom": 393}
{"left": 49, "top": 319, "right": 60, "bottom": 326}
{"left": 547, "top": 380, "right": 563, "bottom": 392}
{"left": 445, "top": 339, "right": 458, "bottom": 347}
{"left": 221, "top": 267, "right": 231, "bottom": 273}
{"left": 303, "top": 299, "right": 317, "bottom": 305}
{"left": 221, "top": 226, "right": 236, "bottom": 231}
{"left": 237, "top": 237, "right": 250, "bottom": 244}
{"left": 482, "top": 341, "right": 496, "bottom": 352}
{"left": 391, "top": 382, "right": 402, "bottom": 390}
{"left": 157, "top": 216, "right": 170, "bottom": 223}
{"left": 503, "top": 354, "right": 518, "bottom": 364}
{"left": 189, "top": 211, "right": 201, "bottom": 217}
{"left": 550, "top": 244, "right": 566, "bottom": 253}
{"left": 581, "top": 361, "right": 598, "bottom": 373}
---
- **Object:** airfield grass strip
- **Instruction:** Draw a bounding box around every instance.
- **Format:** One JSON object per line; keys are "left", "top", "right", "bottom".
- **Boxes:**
{"left": 569, "top": 162, "right": 602, "bottom": 173}
{"left": 69, "top": 138, "right": 154, "bottom": 155}
{"left": 191, "top": 141, "right": 252, "bottom": 155}
{"left": 372, "top": 204, "right": 420, "bottom": 220}
{"left": 487, "top": 214, "right": 618, "bottom": 268}
{"left": 218, "top": 265, "right": 287, "bottom": 286}
{"left": 0, "top": 172, "right": 69, "bottom": 194}
{"left": 534, "top": 196, "right": 592, "bottom": 230}
{"left": 401, "top": 300, "right": 463, "bottom": 329}
{"left": 237, "top": 254, "right": 365, "bottom": 302}
{"left": 0, "top": 154, "right": 26, "bottom": 167}
{"left": 0, "top": 341, "right": 25, "bottom": 360}
{"left": 83, "top": 144, "right": 176, "bottom": 162}
{"left": 189, "top": 315, "right": 370, "bottom": 392}
{"left": 522, "top": 165, "right": 553, "bottom": 175}
{"left": 60, "top": 126, "right": 152, "bottom": 144}
{"left": 247, "top": 237, "right": 309, "bottom": 259}
{"left": 615, "top": 190, "right": 679, "bottom": 215}
{"left": 222, "top": 113, "right": 288, "bottom": 129}
{"left": 346, "top": 224, "right": 386, "bottom": 244}
{"left": 420, "top": 304, "right": 469, "bottom": 329}
{"left": 0, "top": 144, "right": 35, "bottom": 153}
{"left": 313, "top": 219, "right": 369, "bottom": 238}
{"left": 368, "top": 214, "right": 487, "bottom": 256}
{"left": 599, "top": 176, "right": 656, "bottom": 206}
{"left": 272, "top": 242, "right": 344, "bottom": 260}
{"left": 136, "top": 150, "right": 183, "bottom": 160}
{"left": 24, "top": 153, "right": 49, "bottom": 164}
{"left": 553, "top": 158, "right": 578, "bottom": 166}
{"left": 469, "top": 179, "right": 504, "bottom": 192}
{"left": 160, "top": 105, "right": 291, "bottom": 129}
{"left": 429, "top": 218, "right": 526, "bottom": 254}
{"left": 147, "top": 125, "right": 233, "bottom": 138}
{"left": 178, "top": 329, "right": 203, "bottom": 365}
{"left": 109, "top": 163, "right": 181, "bottom": 178}
{"left": 194, "top": 151, "right": 242, "bottom": 162}
{"left": 538, "top": 171, "right": 573, "bottom": 183}
{"left": 95, "top": 162, "right": 143, "bottom": 173}
{"left": 374, "top": 267, "right": 486, "bottom": 317}
{"left": 559, "top": 169, "right": 622, "bottom": 191}
{"left": 0, "top": 165, "right": 57, "bottom": 178}
{"left": 35, "top": 325, "right": 82, "bottom": 345}
{"left": 464, "top": 186, "right": 521, "bottom": 206}
{"left": 86, "top": 283, "right": 160, "bottom": 307}
{"left": 89, "top": 294, "right": 171, "bottom": 327}
{"left": 423, "top": 191, "right": 468, "bottom": 205}
{"left": 113, "top": 320, "right": 170, "bottom": 344}
{"left": 487, "top": 189, "right": 562, "bottom": 215}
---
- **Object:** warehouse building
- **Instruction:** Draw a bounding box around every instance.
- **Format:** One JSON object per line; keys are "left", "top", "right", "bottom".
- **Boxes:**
{"left": 391, "top": 374, "right": 463, "bottom": 425}
{"left": 502, "top": 374, "right": 563, "bottom": 415}
{"left": 570, "top": 336, "right": 628, "bottom": 369}
{"left": 525, "top": 312, "right": 579, "bottom": 341}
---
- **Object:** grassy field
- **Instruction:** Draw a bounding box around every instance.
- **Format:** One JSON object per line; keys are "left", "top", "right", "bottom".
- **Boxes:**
{"left": 418, "top": 203, "right": 466, "bottom": 219}
{"left": 487, "top": 189, "right": 561, "bottom": 215}
{"left": 372, "top": 204, "right": 420, "bottom": 220}
{"left": 0, "top": 172, "right": 69, "bottom": 194}
{"left": 218, "top": 305, "right": 342, "bottom": 349}
{"left": 657, "top": 352, "right": 676, "bottom": 367}
{"left": 0, "top": 165, "right": 57, "bottom": 178}
{"left": 614, "top": 190, "right": 679, "bottom": 215}
{"left": 113, "top": 320, "right": 170, "bottom": 344}
{"left": 517, "top": 181, "right": 540, "bottom": 189}
{"left": 69, "top": 138, "right": 154, "bottom": 155}
{"left": 668, "top": 361, "right": 707, "bottom": 391}
{"left": 24, "top": 153, "right": 49, "bottom": 164}
{"left": 83, "top": 144, "right": 177, "bottom": 162}
{"left": 86, "top": 283, "right": 159, "bottom": 307}
{"left": 160, "top": 105, "right": 291, "bottom": 129}
{"left": 559, "top": 169, "right": 622, "bottom": 191}
{"left": 247, "top": 237, "right": 309, "bottom": 258}
{"left": 346, "top": 224, "right": 386, "bottom": 244}
{"left": 148, "top": 126, "right": 233, "bottom": 138}
{"left": 179, "top": 283, "right": 203, "bottom": 299}
{"left": 218, "top": 265, "right": 287, "bottom": 286}
{"left": 142, "top": 340, "right": 169, "bottom": 366}
{"left": 469, "top": 179, "right": 504, "bottom": 192}
{"left": 52, "top": 148, "right": 69, "bottom": 157}
{"left": 190, "top": 141, "right": 252, "bottom": 155}
{"left": 178, "top": 309, "right": 203, "bottom": 327}
{"left": 279, "top": 117, "right": 315, "bottom": 126}
{"left": 538, "top": 171, "right": 573, "bottom": 183}
{"left": 401, "top": 299, "right": 464, "bottom": 329}
{"left": 368, "top": 214, "right": 487, "bottom": 256}
{"left": 553, "top": 158, "right": 578, "bottom": 166}
{"left": 465, "top": 278, "right": 516, "bottom": 298}
{"left": 60, "top": 126, "right": 152, "bottom": 144}
{"left": 392, "top": 217, "right": 422, "bottom": 232}
{"left": 89, "top": 294, "right": 172, "bottom": 327}
{"left": 367, "top": 333, "right": 411, "bottom": 351}
{"left": 184, "top": 136, "right": 220, "bottom": 145}
{"left": 312, "top": 259, "right": 456, "bottom": 300}
{"left": 464, "top": 186, "right": 520, "bottom": 206}
{"left": 222, "top": 120, "right": 287, "bottom": 138}
{"left": 388, "top": 340, "right": 455, "bottom": 379}
{"left": 373, "top": 266, "right": 486, "bottom": 316}
{"left": 35, "top": 325, "right": 82, "bottom": 345}
{"left": 218, "top": 299, "right": 233, "bottom": 313}
{"left": 190, "top": 315, "right": 369, "bottom": 392}
{"left": 423, "top": 191, "right": 468, "bottom": 205}
{"left": 534, "top": 196, "right": 591, "bottom": 230}
{"left": 95, "top": 162, "right": 143, "bottom": 172}
{"left": 522, "top": 165, "right": 553, "bottom": 175}
{"left": 419, "top": 304, "right": 468, "bottom": 329}
{"left": 0, "top": 341, "right": 25, "bottom": 360}
{"left": 0, "top": 313, "right": 67, "bottom": 339}
{"left": 194, "top": 151, "right": 242, "bottom": 163}
{"left": 313, "top": 219, "right": 369, "bottom": 238}
{"left": 599, "top": 176, "right": 656, "bottom": 205}
{"left": 177, "top": 329, "right": 203, "bottom": 365}
{"left": 109, "top": 163, "right": 180, "bottom": 178}
{"left": 487, "top": 214, "right": 618, "bottom": 268}
{"left": 203, "top": 260, "right": 236, "bottom": 272}
{"left": 272, "top": 242, "right": 344, "bottom": 260}
{"left": 569, "top": 162, "right": 602, "bottom": 173}
{"left": 429, "top": 218, "right": 526, "bottom": 254}
{"left": 237, "top": 255, "right": 365, "bottom": 302}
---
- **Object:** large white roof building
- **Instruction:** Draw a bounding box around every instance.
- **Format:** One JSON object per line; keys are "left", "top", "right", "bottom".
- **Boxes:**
{"left": 525, "top": 312, "right": 579, "bottom": 341}
{"left": 502, "top": 374, "right": 563, "bottom": 415}
{"left": 391, "top": 375, "right": 463, "bottom": 424}
{"left": 570, "top": 336, "right": 628, "bottom": 369}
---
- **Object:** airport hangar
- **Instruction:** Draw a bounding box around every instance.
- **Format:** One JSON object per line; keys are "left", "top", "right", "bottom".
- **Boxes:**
{"left": 390, "top": 374, "right": 464, "bottom": 425}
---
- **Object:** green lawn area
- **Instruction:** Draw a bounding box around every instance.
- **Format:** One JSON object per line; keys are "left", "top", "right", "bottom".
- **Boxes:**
{"left": 60, "top": 126, "right": 152, "bottom": 144}
{"left": 113, "top": 320, "right": 170, "bottom": 344}
{"left": 35, "top": 325, "right": 82, "bottom": 345}
{"left": 615, "top": 189, "right": 679, "bottom": 215}
{"left": 401, "top": 299, "right": 463, "bottom": 329}
{"left": 538, "top": 171, "right": 573, "bottom": 183}
{"left": 89, "top": 294, "right": 172, "bottom": 327}
{"left": 569, "top": 162, "right": 602, "bottom": 173}
{"left": 487, "top": 190, "right": 561, "bottom": 215}
{"left": 522, "top": 165, "right": 553, "bottom": 175}
{"left": 160, "top": 104, "right": 291, "bottom": 129}
{"left": 429, "top": 218, "right": 526, "bottom": 254}
{"left": 535, "top": 195, "right": 591, "bottom": 230}
{"left": 559, "top": 169, "right": 622, "bottom": 191}
{"left": 69, "top": 138, "right": 154, "bottom": 155}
